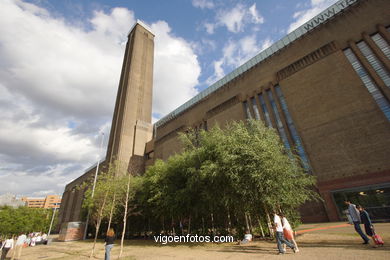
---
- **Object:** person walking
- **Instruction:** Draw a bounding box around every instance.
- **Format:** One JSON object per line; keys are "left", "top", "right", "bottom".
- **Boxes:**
{"left": 344, "top": 201, "right": 369, "bottom": 244}
{"left": 12, "top": 233, "right": 26, "bottom": 260}
{"left": 280, "top": 213, "right": 299, "bottom": 252}
{"left": 273, "top": 211, "right": 296, "bottom": 254}
{"left": 104, "top": 228, "right": 116, "bottom": 260}
{"left": 1, "top": 236, "right": 14, "bottom": 260}
{"left": 356, "top": 205, "right": 381, "bottom": 247}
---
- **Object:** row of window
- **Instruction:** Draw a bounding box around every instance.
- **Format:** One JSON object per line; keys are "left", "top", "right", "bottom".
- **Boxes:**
{"left": 243, "top": 86, "right": 310, "bottom": 170}
{"left": 343, "top": 31, "right": 390, "bottom": 121}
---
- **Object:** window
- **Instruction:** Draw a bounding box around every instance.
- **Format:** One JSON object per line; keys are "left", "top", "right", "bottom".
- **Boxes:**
{"left": 344, "top": 48, "right": 390, "bottom": 121}
{"left": 332, "top": 184, "right": 390, "bottom": 221}
{"left": 357, "top": 41, "right": 390, "bottom": 87}
{"left": 257, "top": 94, "right": 273, "bottom": 127}
{"left": 266, "top": 90, "right": 291, "bottom": 150}
{"left": 371, "top": 33, "right": 390, "bottom": 60}
{"left": 275, "top": 85, "right": 310, "bottom": 170}
{"left": 243, "top": 101, "right": 252, "bottom": 119}
{"left": 250, "top": 97, "right": 261, "bottom": 120}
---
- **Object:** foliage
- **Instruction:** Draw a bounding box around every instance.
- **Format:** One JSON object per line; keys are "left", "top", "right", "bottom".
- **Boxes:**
{"left": 82, "top": 120, "right": 320, "bottom": 239}
{"left": 134, "top": 120, "right": 319, "bottom": 236}
{"left": 0, "top": 206, "right": 56, "bottom": 236}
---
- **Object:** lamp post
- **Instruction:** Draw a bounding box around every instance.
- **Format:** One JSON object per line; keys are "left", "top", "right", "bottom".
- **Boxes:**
{"left": 83, "top": 132, "right": 105, "bottom": 240}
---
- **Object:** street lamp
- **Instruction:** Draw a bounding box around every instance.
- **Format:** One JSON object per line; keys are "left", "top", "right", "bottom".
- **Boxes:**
{"left": 47, "top": 203, "right": 59, "bottom": 243}
{"left": 83, "top": 132, "right": 105, "bottom": 240}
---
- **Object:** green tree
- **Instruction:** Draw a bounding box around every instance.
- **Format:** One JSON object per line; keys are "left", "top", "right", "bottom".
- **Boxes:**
{"left": 142, "top": 119, "right": 319, "bottom": 237}
{"left": 0, "top": 206, "right": 55, "bottom": 236}
{"left": 82, "top": 172, "right": 114, "bottom": 258}
{"left": 117, "top": 172, "right": 142, "bottom": 257}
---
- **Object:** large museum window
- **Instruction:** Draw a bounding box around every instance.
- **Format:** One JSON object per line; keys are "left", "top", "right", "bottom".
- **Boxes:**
{"left": 266, "top": 90, "right": 291, "bottom": 150}
{"left": 371, "top": 33, "right": 390, "bottom": 60}
{"left": 332, "top": 183, "right": 390, "bottom": 221}
{"left": 344, "top": 48, "right": 390, "bottom": 121}
{"left": 257, "top": 93, "right": 273, "bottom": 127}
{"left": 357, "top": 41, "right": 390, "bottom": 88}
{"left": 250, "top": 97, "right": 261, "bottom": 120}
{"left": 275, "top": 85, "right": 310, "bottom": 171}
{"left": 243, "top": 101, "right": 252, "bottom": 119}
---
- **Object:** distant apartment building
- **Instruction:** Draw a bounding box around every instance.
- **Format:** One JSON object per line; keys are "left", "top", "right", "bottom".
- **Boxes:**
{"left": 22, "top": 195, "right": 62, "bottom": 209}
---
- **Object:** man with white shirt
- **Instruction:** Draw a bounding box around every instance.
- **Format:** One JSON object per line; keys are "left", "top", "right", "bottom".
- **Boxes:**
{"left": 273, "top": 211, "right": 296, "bottom": 254}
{"left": 344, "top": 201, "right": 369, "bottom": 244}
{"left": 12, "top": 233, "right": 27, "bottom": 260}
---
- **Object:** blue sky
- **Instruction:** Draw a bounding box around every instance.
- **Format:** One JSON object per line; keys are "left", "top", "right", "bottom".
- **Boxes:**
{"left": 24, "top": 0, "right": 332, "bottom": 96}
{"left": 0, "top": 0, "right": 338, "bottom": 197}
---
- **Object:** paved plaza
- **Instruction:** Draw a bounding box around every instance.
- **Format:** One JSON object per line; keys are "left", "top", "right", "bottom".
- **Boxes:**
{"left": 9, "top": 222, "right": 389, "bottom": 259}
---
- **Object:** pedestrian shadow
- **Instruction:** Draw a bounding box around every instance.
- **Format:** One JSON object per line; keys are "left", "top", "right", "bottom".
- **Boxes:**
{"left": 207, "top": 244, "right": 277, "bottom": 255}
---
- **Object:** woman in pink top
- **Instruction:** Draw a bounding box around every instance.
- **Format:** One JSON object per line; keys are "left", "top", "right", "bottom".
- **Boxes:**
{"left": 280, "top": 213, "right": 299, "bottom": 252}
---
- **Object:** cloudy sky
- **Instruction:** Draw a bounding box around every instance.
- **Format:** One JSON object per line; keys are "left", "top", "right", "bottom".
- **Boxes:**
{"left": 0, "top": 0, "right": 338, "bottom": 197}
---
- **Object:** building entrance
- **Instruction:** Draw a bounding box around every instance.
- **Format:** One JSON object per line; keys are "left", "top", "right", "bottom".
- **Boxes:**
{"left": 332, "top": 183, "right": 390, "bottom": 221}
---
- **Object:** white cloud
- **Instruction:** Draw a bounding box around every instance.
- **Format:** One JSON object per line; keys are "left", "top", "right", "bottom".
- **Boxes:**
{"left": 249, "top": 4, "right": 264, "bottom": 24}
{"left": 204, "top": 22, "right": 216, "bottom": 34}
{"left": 201, "top": 39, "right": 217, "bottom": 51}
{"left": 90, "top": 8, "right": 136, "bottom": 42}
{"left": 0, "top": 0, "right": 200, "bottom": 196}
{"left": 192, "top": 0, "right": 214, "bottom": 9}
{"left": 288, "top": 0, "right": 338, "bottom": 33}
{"left": 217, "top": 3, "right": 265, "bottom": 33}
{"left": 260, "top": 37, "right": 273, "bottom": 52}
{"left": 217, "top": 4, "right": 247, "bottom": 33}
{"left": 206, "top": 36, "right": 273, "bottom": 85}
{"left": 0, "top": 1, "right": 131, "bottom": 121}
{"left": 211, "top": 60, "right": 225, "bottom": 83}
{"left": 201, "top": 3, "right": 265, "bottom": 34}
{"left": 190, "top": 38, "right": 217, "bottom": 56}
{"left": 0, "top": 163, "right": 90, "bottom": 197}
{"left": 151, "top": 21, "right": 200, "bottom": 117}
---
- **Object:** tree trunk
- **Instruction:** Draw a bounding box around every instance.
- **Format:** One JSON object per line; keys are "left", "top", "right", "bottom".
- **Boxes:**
{"left": 248, "top": 214, "right": 254, "bottom": 234}
{"left": 202, "top": 217, "right": 205, "bottom": 234}
{"left": 244, "top": 213, "right": 250, "bottom": 232}
{"left": 148, "top": 217, "right": 151, "bottom": 234}
{"left": 266, "top": 211, "right": 274, "bottom": 238}
{"left": 188, "top": 215, "right": 191, "bottom": 235}
{"left": 90, "top": 193, "right": 107, "bottom": 258}
{"left": 211, "top": 213, "right": 215, "bottom": 235}
{"left": 257, "top": 216, "right": 265, "bottom": 238}
{"left": 119, "top": 174, "right": 131, "bottom": 258}
{"left": 227, "top": 211, "right": 232, "bottom": 233}
{"left": 107, "top": 193, "right": 116, "bottom": 233}
{"left": 180, "top": 218, "right": 184, "bottom": 235}
{"left": 162, "top": 216, "right": 165, "bottom": 234}
{"left": 171, "top": 216, "right": 175, "bottom": 235}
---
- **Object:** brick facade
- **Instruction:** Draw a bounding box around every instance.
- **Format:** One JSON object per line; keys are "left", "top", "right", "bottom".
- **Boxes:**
{"left": 59, "top": 0, "right": 390, "bottom": 232}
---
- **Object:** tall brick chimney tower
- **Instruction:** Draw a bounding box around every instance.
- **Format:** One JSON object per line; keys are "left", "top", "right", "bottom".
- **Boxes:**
{"left": 57, "top": 21, "right": 155, "bottom": 240}
{"left": 106, "top": 20, "right": 154, "bottom": 173}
